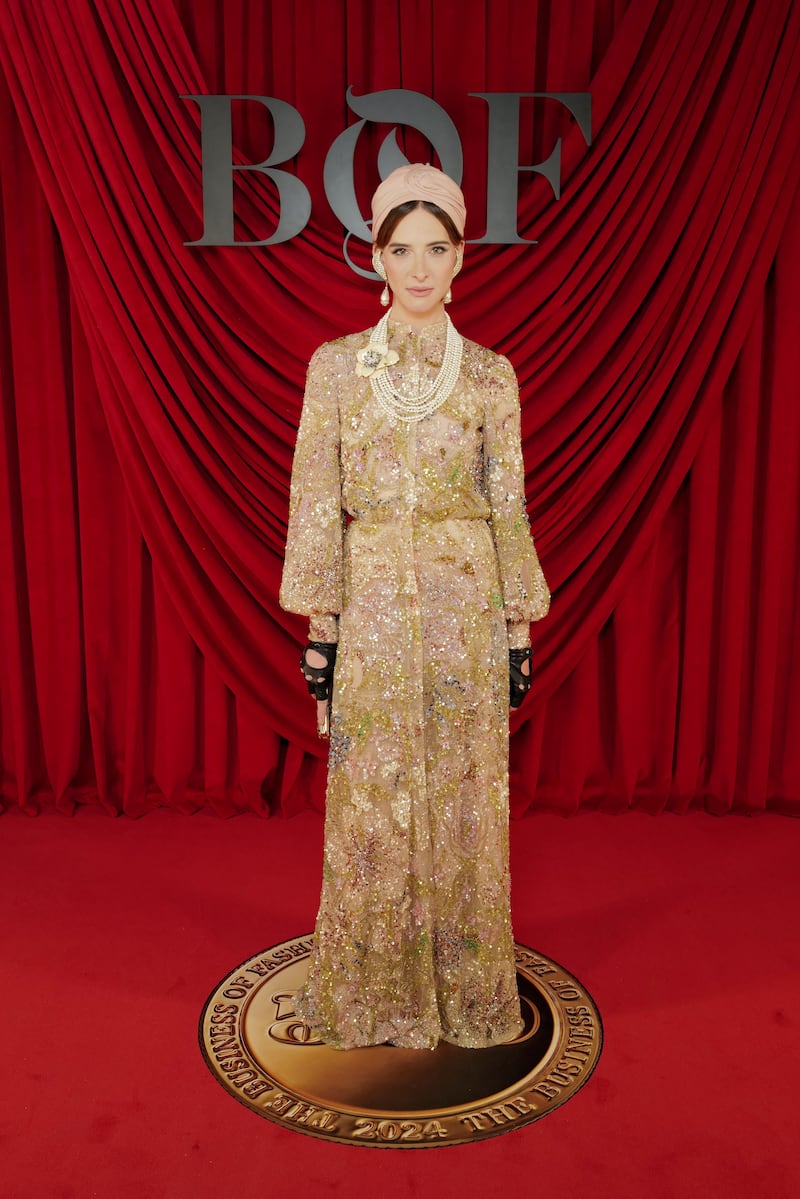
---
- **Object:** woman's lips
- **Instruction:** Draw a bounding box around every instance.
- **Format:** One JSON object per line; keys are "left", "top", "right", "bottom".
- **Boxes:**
{"left": 407, "top": 287, "right": 433, "bottom": 296}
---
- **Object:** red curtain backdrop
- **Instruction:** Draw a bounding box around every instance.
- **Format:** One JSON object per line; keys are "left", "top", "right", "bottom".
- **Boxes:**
{"left": 0, "top": 0, "right": 798, "bottom": 817}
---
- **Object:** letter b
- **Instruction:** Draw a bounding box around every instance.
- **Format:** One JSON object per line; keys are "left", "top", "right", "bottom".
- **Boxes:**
{"left": 182, "top": 95, "right": 311, "bottom": 245}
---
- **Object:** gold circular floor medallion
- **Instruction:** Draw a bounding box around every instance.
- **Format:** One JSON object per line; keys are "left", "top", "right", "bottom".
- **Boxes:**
{"left": 199, "top": 936, "right": 602, "bottom": 1147}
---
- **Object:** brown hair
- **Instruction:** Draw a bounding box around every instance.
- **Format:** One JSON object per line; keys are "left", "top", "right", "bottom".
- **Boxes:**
{"left": 373, "top": 200, "right": 464, "bottom": 249}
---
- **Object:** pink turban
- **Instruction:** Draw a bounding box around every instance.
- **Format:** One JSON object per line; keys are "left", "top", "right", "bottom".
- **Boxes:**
{"left": 371, "top": 164, "right": 466, "bottom": 241}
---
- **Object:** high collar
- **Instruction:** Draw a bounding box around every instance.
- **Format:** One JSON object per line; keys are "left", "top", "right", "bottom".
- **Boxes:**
{"left": 385, "top": 315, "right": 449, "bottom": 351}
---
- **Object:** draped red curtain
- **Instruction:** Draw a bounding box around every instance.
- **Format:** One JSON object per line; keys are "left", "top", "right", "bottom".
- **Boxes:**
{"left": 0, "top": 0, "right": 798, "bottom": 817}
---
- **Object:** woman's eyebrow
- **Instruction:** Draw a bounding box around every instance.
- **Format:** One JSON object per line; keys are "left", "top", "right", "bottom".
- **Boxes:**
{"left": 387, "top": 240, "right": 449, "bottom": 248}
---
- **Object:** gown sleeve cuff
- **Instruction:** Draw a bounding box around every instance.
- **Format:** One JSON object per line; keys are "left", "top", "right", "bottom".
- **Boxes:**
{"left": 507, "top": 621, "right": 531, "bottom": 649}
{"left": 308, "top": 614, "right": 339, "bottom": 643}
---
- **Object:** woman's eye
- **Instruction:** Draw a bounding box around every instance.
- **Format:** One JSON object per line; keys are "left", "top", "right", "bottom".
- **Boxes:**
{"left": 431, "top": 245, "right": 447, "bottom": 254}
{"left": 390, "top": 247, "right": 407, "bottom": 256}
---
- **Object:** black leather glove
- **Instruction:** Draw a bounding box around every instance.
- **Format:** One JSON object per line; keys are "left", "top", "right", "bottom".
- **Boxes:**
{"left": 509, "top": 647, "right": 532, "bottom": 708}
{"left": 300, "top": 641, "right": 338, "bottom": 701}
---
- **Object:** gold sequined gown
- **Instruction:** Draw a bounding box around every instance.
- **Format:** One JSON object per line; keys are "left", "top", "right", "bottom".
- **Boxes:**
{"left": 280, "top": 318, "right": 550, "bottom": 1049}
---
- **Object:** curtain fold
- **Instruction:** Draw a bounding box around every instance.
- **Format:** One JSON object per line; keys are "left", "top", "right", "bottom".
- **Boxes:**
{"left": 0, "top": 0, "right": 797, "bottom": 815}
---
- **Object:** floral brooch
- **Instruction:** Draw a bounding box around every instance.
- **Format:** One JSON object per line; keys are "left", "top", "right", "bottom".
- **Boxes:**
{"left": 355, "top": 342, "right": 399, "bottom": 378}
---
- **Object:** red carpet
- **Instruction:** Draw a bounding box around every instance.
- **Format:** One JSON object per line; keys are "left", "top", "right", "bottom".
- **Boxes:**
{"left": 2, "top": 807, "right": 798, "bottom": 1199}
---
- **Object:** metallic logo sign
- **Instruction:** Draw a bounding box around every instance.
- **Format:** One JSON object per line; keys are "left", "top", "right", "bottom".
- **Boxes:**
{"left": 181, "top": 89, "right": 592, "bottom": 272}
{"left": 199, "top": 935, "right": 603, "bottom": 1147}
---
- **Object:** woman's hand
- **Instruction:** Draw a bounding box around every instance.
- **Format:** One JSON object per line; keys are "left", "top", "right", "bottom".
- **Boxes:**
{"left": 300, "top": 642, "right": 338, "bottom": 736}
{"left": 509, "top": 647, "right": 532, "bottom": 708}
{"left": 305, "top": 647, "right": 333, "bottom": 733}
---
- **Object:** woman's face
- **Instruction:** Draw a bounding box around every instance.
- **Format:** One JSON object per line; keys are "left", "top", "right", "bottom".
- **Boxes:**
{"left": 374, "top": 207, "right": 462, "bottom": 328}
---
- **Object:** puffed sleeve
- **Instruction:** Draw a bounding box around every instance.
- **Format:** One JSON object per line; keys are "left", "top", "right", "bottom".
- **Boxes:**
{"left": 484, "top": 355, "right": 550, "bottom": 645}
{"left": 279, "top": 344, "right": 344, "bottom": 643}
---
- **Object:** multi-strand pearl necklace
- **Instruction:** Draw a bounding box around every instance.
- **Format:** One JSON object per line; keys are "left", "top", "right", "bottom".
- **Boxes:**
{"left": 368, "top": 312, "right": 463, "bottom": 425}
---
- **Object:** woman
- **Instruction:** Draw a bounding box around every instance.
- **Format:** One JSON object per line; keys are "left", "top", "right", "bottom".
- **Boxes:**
{"left": 280, "top": 164, "right": 550, "bottom": 1049}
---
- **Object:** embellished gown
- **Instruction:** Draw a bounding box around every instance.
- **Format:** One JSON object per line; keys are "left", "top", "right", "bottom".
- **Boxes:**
{"left": 279, "top": 318, "right": 550, "bottom": 1049}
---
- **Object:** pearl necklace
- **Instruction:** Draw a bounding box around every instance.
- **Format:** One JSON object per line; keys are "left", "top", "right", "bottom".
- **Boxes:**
{"left": 368, "top": 312, "right": 463, "bottom": 425}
